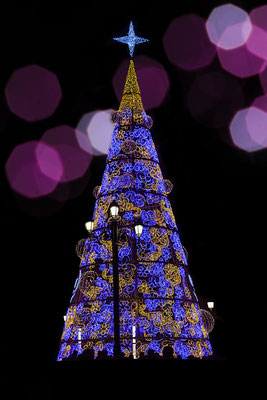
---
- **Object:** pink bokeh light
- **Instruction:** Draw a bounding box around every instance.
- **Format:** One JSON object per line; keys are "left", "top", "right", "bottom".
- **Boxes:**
{"left": 163, "top": 14, "right": 216, "bottom": 71}
{"left": 246, "top": 25, "right": 267, "bottom": 61}
{"left": 259, "top": 65, "right": 267, "bottom": 93}
{"left": 112, "top": 55, "right": 169, "bottom": 110}
{"left": 5, "top": 141, "right": 61, "bottom": 198}
{"left": 35, "top": 141, "right": 64, "bottom": 182}
{"left": 39, "top": 125, "right": 93, "bottom": 182}
{"left": 5, "top": 65, "right": 62, "bottom": 122}
{"left": 245, "top": 6, "right": 267, "bottom": 63}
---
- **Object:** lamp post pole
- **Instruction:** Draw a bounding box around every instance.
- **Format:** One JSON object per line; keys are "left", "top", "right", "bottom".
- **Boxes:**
{"left": 109, "top": 203, "right": 143, "bottom": 359}
{"left": 111, "top": 217, "right": 121, "bottom": 359}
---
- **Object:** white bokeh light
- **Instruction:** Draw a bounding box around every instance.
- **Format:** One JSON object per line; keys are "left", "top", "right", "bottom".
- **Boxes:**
{"left": 76, "top": 109, "right": 114, "bottom": 156}
{"left": 206, "top": 4, "right": 252, "bottom": 50}
{"left": 229, "top": 108, "right": 266, "bottom": 152}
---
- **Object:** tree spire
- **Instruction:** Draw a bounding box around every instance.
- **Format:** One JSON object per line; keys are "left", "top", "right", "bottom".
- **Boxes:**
{"left": 119, "top": 60, "right": 143, "bottom": 112}
{"left": 111, "top": 60, "right": 153, "bottom": 129}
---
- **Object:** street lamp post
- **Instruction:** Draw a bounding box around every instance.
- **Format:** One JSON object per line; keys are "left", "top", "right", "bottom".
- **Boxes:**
{"left": 133, "top": 221, "right": 143, "bottom": 359}
{"left": 109, "top": 201, "right": 121, "bottom": 358}
{"left": 109, "top": 202, "right": 144, "bottom": 359}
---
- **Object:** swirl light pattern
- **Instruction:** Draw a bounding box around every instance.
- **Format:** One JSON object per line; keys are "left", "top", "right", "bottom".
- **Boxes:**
{"left": 57, "top": 60, "right": 212, "bottom": 360}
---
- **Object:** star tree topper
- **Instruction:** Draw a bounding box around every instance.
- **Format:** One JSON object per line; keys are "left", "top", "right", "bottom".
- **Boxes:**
{"left": 113, "top": 21, "right": 149, "bottom": 57}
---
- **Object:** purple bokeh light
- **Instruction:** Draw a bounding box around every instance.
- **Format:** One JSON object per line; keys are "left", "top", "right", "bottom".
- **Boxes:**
{"left": 217, "top": 44, "right": 266, "bottom": 78}
{"left": 187, "top": 71, "right": 244, "bottom": 128}
{"left": 40, "top": 125, "right": 93, "bottom": 182}
{"left": 206, "top": 4, "right": 251, "bottom": 50}
{"left": 112, "top": 55, "right": 169, "bottom": 110}
{"left": 252, "top": 94, "right": 267, "bottom": 113}
{"left": 163, "top": 14, "right": 216, "bottom": 71}
{"left": 5, "top": 141, "right": 61, "bottom": 198}
{"left": 259, "top": 65, "right": 267, "bottom": 93}
{"left": 250, "top": 5, "right": 267, "bottom": 31}
{"left": 5, "top": 65, "right": 62, "bottom": 122}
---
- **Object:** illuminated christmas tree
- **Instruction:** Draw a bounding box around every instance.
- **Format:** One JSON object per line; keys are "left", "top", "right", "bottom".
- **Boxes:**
{"left": 57, "top": 22, "right": 213, "bottom": 360}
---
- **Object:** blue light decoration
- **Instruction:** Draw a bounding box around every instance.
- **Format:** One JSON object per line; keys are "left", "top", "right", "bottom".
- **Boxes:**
{"left": 113, "top": 21, "right": 149, "bottom": 58}
{"left": 57, "top": 27, "right": 213, "bottom": 360}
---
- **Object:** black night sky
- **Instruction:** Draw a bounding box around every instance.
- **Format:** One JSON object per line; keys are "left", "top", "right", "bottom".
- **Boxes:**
{"left": 1, "top": 1, "right": 265, "bottom": 377}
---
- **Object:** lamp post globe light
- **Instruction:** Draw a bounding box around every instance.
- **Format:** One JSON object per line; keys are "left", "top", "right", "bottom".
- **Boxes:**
{"left": 207, "top": 301, "right": 214, "bottom": 311}
{"left": 109, "top": 201, "right": 119, "bottom": 219}
{"left": 134, "top": 223, "right": 143, "bottom": 238}
{"left": 85, "top": 221, "right": 94, "bottom": 233}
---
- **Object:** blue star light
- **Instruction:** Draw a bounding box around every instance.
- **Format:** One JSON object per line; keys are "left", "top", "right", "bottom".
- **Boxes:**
{"left": 114, "top": 21, "right": 149, "bottom": 57}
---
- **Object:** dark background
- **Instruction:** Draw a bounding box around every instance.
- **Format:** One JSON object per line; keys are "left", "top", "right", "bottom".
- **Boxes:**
{"left": 1, "top": 1, "right": 265, "bottom": 373}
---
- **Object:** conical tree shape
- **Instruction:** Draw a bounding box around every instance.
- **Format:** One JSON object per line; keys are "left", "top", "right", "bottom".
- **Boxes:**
{"left": 57, "top": 60, "right": 213, "bottom": 360}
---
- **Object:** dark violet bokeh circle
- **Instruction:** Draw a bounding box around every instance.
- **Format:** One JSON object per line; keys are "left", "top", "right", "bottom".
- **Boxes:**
{"left": 5, "top": 141, "right": 61, "bottom": 198}
{"left": 5, "top": 64, "right": 62, "bottom": 122}
{"left": 163, "top": 14, "right": 216, "bottom": 71}
{"left": 187, "top": 71, "right": 244, "bottom": 128}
